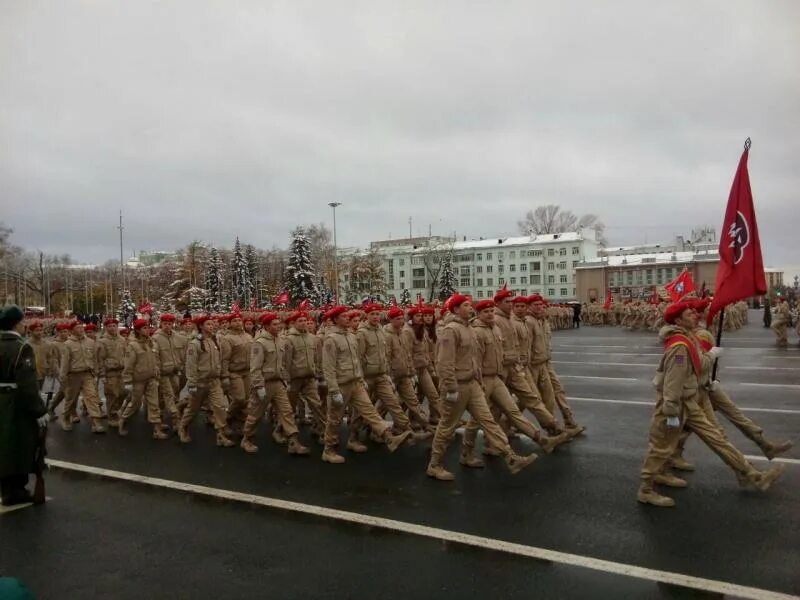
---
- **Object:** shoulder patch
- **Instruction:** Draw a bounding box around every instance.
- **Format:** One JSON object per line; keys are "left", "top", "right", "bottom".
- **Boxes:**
{"left": 674, "top": 354, "right": 685, "bottom": 365}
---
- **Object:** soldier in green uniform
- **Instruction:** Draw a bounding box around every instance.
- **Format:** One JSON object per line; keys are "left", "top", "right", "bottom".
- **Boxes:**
{"left": 0, "top": 305, "right": 48, "bottom": 506}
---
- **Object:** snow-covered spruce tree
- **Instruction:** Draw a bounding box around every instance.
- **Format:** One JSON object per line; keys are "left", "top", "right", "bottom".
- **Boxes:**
{"left": 232, "top": 237, "right": 249, "bottom": 306}
{"left": 187, "top": 287, "right": 206, "bottom": 314}
{"left": 400, "top": 288, "right": 411, "bottom": 306}
{"left": 117, "top": 290, "right": 137, "bottom": 327}
{"left": 204, "top": 246, "right": 224, "bottom": 312}
{"left": 314, "top": 277, "right": 334, "bottom": 307}
{"left": 285, "top": 227, "right": 316, "bottom": 306}
{"left": 244, "top": 243, "right": 258, "bottom": 306}
{"left": 438, "top": 252, "right": 457, "bottom": 300}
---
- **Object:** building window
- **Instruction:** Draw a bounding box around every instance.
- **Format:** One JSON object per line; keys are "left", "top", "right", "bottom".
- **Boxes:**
{"left": 572, "top": 260, "right": 579, "bottom": 268}
{"left": 520, "top": 276, "right": 528, "bottom": 284}
{"left": 520, "top": 263, "right": 527, "bottom": 271}
{"left": 460, "top": 266, "right": 470, "bottom": 276}
{"left": 498, "top": 278, "right": 505, "bottom": 285}
{"left": 399, "top": 270, "right": 405, "bottom": 277}
{"left": 548, "top": 275, "right": 555, "bottom": 284}
{"left": 460, "top": 277, "right": 471, "bottom": 287}
{"left": 487, "top": 278, "right": 494, "bottom": 287}
{"left": 476, "top": 266, "right": 483, "bottom": 274}
{"left": 521, "top": 289, "right": 528, "bottom": 296}
{"left": 560, "top": 275, "right": 567, "bottom": 283}
{"left": 400, "top": 281, "right": 405, "bottom": 289}
{"left": 477, "top": 278, "right": 483, "bottom": 286}
{"left": 498, "top": 265, "right": 504, "bottom": 274}
{"left": 510, "top": 251, "right": 516, "bottom": 258}
{"left": 548, "top": 288, "right": 555, "bottom": 296}
{"left": 558, "top": 261, "right": 567, "bottom": 269}
{"left": 509, "top": 264, "right": 516, "bottom": 272}
{"left": 547, "top": 262, "right": 555, "bottom": 271}
{"left": 572, "top": 287, "right": 576, "bottom": 295}
{"left": 412, "top": 279, "right": 426, "bottom": 288}
{"left": 477, "top": 290, "right": 484, "bottom": 298}
{"left": 412, "top": 268, "right": 425, "bottom": 277}
{"left": 532, "top": 262, "right": 541, "bottom": 271}
{"left": 476, "top": 253, "right": 482, "bottom": 261}
{"left": 399, "top": 259, "right": 405, "bottom": 266}
{"left": 560, "top": 288, "right": 568, "bottom": 296}
{"left": 486, "top": 265, "right": 493, "bottom": 273}
{"left": 532, "top": 249, "right": 543, "bottom": 256}
{"left": 531, "top": 274, "right": 541, "bottom": 284}
{"left": 498, "top": 252, "right": 504, "bottom": 259}
{"left": 486, "top": 252, "right": 492, "bottom": 260}
{"left": 559, "top": 248, "right": 567, "bottom": 256}
{"left": 510, "top": 277, "right": 517, "bottom": 285}
{"left": 572, "top": 247, "right": 580, "bottom": 255}
{"left": 547, "top": 248, "right": 555, "bottom": 257}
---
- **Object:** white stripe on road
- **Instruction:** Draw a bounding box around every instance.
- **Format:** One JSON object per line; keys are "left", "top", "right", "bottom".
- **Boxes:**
{"left": 560, "top": 375, "right": 639, "bottom": 382}
{"left": 554, "top": 360, "right": 798, "bottom": 372}
{"left": 739, "top": 383, "right": 800, "bottom": 390}
{"left": 553, "top": 351, "right": 664, "bottom": 357}
{"left": 567, "top": 396, "right": 800, "bottom": 415}
{"left": 45, "top": 459, "right": 797, "bottom": 600}
{"left": 745, "top": 455, "right": 800, "bottom": 466}
{"left": 555, "top": 344, "right": 799, "bottom": 353}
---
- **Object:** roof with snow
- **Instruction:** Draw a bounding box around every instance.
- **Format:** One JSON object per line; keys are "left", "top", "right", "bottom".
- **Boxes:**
{"left": 577, "top": 251, "right": 719, "bottom": 268}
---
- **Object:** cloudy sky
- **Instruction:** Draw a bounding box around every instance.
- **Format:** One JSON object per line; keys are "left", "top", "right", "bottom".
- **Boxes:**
{"left": 2, "top": 1, "right": 798, "bottom": 275}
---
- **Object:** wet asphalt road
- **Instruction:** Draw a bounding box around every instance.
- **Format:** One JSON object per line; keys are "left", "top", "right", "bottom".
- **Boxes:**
{"left": 2, "top": 311, "right": 798, "bottom": 599}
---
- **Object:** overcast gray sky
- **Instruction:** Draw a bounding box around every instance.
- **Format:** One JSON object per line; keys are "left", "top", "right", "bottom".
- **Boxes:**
{"left": 2, "top": 1, "right": 799, "bottom": 274}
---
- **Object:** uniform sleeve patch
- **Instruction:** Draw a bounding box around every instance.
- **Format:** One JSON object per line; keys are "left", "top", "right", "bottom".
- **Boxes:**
{"left": 674, "top": 355, "right": 684, "bottom": 365}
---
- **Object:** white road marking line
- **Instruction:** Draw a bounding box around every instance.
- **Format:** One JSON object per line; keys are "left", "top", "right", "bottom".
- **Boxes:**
{"left": 44, "top": 459, "right": 797, "bottom": 600}
{"left": 745, "top": 455, "right": 800, "bottom": 466}
{"left": 0, "top": 497, "right": 52, "bottom": 515}
{"left": 555, "top": 344, "right": 799, "bottom": 353}
{"left": 567, "top": 396, "right": 800, "bottom": 415}
{"left": 553, "top": 361, "right": 797, "bottom": 372}
{"left": 560, "top": 375, "right": 639, "bottom": 382}
{"left": 739, "top": 383, "right": 800, "bottom": 390}
{"left": 553, "top": 351, "right": 664, "bottom": 357}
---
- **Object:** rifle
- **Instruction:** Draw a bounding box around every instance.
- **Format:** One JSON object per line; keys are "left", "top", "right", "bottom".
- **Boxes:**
{"left": 32, "top": 422, "right": 47, "bottom": 505}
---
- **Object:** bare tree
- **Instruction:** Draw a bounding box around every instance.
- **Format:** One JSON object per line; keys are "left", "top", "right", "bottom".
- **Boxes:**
{"left": 420, "top": 239, "right": 455, "bottom": 302}
{"left": 517, "top": 204, "right": 607, "bottom": 245}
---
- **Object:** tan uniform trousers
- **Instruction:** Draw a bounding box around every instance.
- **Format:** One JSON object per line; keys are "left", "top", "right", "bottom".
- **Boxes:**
{"left": 226, "top": 371, "right": 251, "bottom": 427}
{"left": 505, "top": 366, "right": 559, "bottom": 433}
{"left": 416, "top": 368, "right": 442, "bottom": 422}
{"left": 641, "top": 392, "right": 753, "bottom": 484}
{"left": 772, "top": 322, "right": 788, "bottom": 346}
{"left": 364, "top": 375, "right": 410, "bottom": 432}
{"left": 710, "top": 386, "right": 764, "bottom": 442}
{"left": 324, "top": 379, "right": 389, "bottom": 449}
{"left": 243, "top": 380, "right": 298, "bottom": 441}
{"left": 180, "top": 379, "right": 228, "bottom": 432}
{"left": 430, "top": 379, "right": 511, "bottom": 465}
{"left": 104, "top": 371, "right": 124, "bottom": 420}
{"left": 673, "top": 389, "right": 720, "bottom": 459}
{"left": 121, "top": 379, "right": 162, "bottom": 424}
{"left": 529, "top": 362, "right": 577, "bottom": 427}
{"left": 464, "top": 375, "right": 542, "bottom": 449}
{"left": 158, "top": 373, "right": 181, "bottom": 422}
{"left": 289, "top": 377, "right": 326, "bottom": 433}
{"left": 394, "top": 376, "right": 430, "bottom": 429}
{"left": 62, "top": 372, "right": 103, "bottom": 423}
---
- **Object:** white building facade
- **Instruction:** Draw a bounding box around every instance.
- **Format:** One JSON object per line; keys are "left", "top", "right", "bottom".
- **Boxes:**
{"left": 351, "top": 230, "right": 600, "bottom": 303}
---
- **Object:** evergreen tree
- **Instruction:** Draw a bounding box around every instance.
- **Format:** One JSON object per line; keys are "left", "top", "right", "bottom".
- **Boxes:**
{"left": 245, "top": 244, "right": 258, "bottom": 305}
{"left": 232, "top": 237, "right": 249, "bottom": 306}
{"left": 204, "top": 246, "right": 224, "bottom": 312}
{"left": 117, "top": 289, "right": 137, "bottom": 327}
{"left": 314, "top": 276, "right": 334, "bottom": 306}
{"left": 285, "top": 227, "right": 316, "bottom": 306}
{"left": 400, "top": 288, "right": 411, "bottom": 306}
{"left": 438, "top": 252, "right": 457, "bottom": 300}
{"left": 188, "top": 287, "right": 206, "bottom": 314}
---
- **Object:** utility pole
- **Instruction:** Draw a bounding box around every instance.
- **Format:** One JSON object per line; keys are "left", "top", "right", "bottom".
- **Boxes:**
{"left": 328, "top": 202, "right": 342, "bottom": 303}
{"left": 408, "top": 217, "right": 412, "bottom": 240}
{"left": 118, "top": 210, "right": 125, "bottom": 291}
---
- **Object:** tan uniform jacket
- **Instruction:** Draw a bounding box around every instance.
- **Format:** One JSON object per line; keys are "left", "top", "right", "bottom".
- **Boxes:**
{"left": 96, "top": 333, "right": 127, "bottom": 377}
{"left": 512, "top": 314, "right": 531, "bottom": 364}
{"left": 493, "top": 311, "right": 519, "bottom": 368}
{"left": 384, "top": 324, "right": 414, "bottom": 380}
{"left": 153, "top": 329, "right": 187, "bottom": 376}
{"left": 283, "top": 328, "right": 316, "bottom": 379}
{"left": 436, "top": 316, "right": 480, "bottom": 394}
{"left": 123, "top": 336, "right": 160, "bottom": 384}
{"left": 185, "top": 335, "right": 222, "bottom": 388}
{"left": 250, "top": 331, "right": 286, "bottom": 388}
{"left": 529, "top": 317, "right": 551, "bottom": 365}
{"left": 321, "top": 326, "right": 362, "bottom": 394}
{"left": 29, "top": 337, "right": 58, "bottom": 378}
{"left": 59, "top": 335, "right": 97, "bottom": 380}
{"left": 220, "top": 331, "right": 253, "bottom": 377}
{"left": 356, "top": 322, "right": 389, "bottom": 377}
{"left": 654, "top": 326, "right": 701, "bottom": 417}
{"left": 472, "top": 319, "right": 503, "bottom": 377}
{"left": 400, "top": 325, "right": 430, "bottom": 369}
{"left": 314, "top": 331, "right": 326, "bottom": 379}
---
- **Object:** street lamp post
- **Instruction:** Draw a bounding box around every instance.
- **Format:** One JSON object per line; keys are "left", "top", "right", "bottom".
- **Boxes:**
{"left": 328, "top": 202, "right": 342, "bottom": 303}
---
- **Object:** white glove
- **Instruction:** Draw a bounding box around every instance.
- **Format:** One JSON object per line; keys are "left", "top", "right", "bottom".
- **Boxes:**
{"left": 256, "top": 387, "right": 267, "bottom": 401}
{"left": 36, "top": 415, "right": 49, "bottom": 428}
{"left": 707, "top": 346, "right": 724, "bottom": 360}
{"left": 710, "top": 380, "right": 720, "bottom": 392}
{"left": 446, "top": 391, "right": 459, "bottom": 404}
{"left": 316, "top": 378, "right": 325, "bottom": 389}
{"left": 330, "top": 392, "right": 344, "bottom": 407}
{"left": 412, "top": 375, "right": 419, "bottom": 385}
{"left": 665, "top": 416, "right": 681, "bottom": 428}
{"left": 124, "top": 384, "right": 133, "bottom": 393}
{"left": 188, "top": 386, "right": 198, "bottom": 394}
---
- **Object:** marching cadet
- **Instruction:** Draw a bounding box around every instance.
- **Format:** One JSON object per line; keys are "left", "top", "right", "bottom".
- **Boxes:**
{"left": 492, "top": 286, "right": 566, "bottom": 437}
{"left": 27, "top": 321, "right": 58, "bottom": 389}
{"left": 241, "top": 312, "right": 309, "bottom": 455}
{"left": 46, "top": 322, "right": 71, "bottom": 420}
{"left": 118, "top": 319, "right": 168, "bottom": 439}
{"left": 771, "top": 297, "right": 791, "bottom": 347}
{"left": 402, "top": 307, "right": 441, "bottom": 428}
{"left": 178, "top": 316, "right": 235, "bottom": 447}
{"left": 421, "top": 308, "right": 441, "bottom": 424}
{"left": 320, "top": 306, "right": 411, "bottom": 464}
{"left": 637, "top": 300, "right": 784, "bottom": 507}
{"left": 152, "top": 314, "right": 186, "bottom": 429}
{"left": 283, "top": 310, "right": 326, "bottom": 440}
{"left": 84, "top": 323, "right": 98, "bottom": 341}
{"left": 527, "top": 295, "right": 585, "bottom": 436}
{"left": 96, "top": 318, "right": 127, "bottom": 427}
{"left": 219, "top": 313, "right": 253, "bottom": 434}
{"left": 426, "top": 294, "right": 537, "bottom": 481}
{"left": 462, "top": 300, "right": 569, "bottom": 467}
{"left": 58, "top": 321, "right": 105, "bottom": 433}
{"left": 0, "top": 305, "right": 48, "bottom": 506}
{"left": 355, "top": 305, "right": 417, "bottom": 447}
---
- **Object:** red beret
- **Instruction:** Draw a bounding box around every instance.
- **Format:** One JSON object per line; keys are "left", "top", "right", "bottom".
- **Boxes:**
{"left": 528, "top": 294, "right": 544, "bottom": 304}
{"left": 346, "top": 310, "right": 362, "bottom": 319}
{"left": 84, "top": 323, "right": 97, "bottom": 332}
{"left": 387, "top": 307, "right": 404, "bottom": 319}
{"left": 408, "top": 307, "right": 421, "bottom": 317}
{"left": 493, "top": 285, "right": 513, "bottom": 302}
{"left": 325, "top": 305, "right": 349, "bottom": 321}
{"left": 193, "top": 314, "right": 211, "bottom": 326}
{"left": 448, "top": 294, "right": 470, "bottom": 312}
{"left": 119, "top": 327, "right": 130, "bottom": 336}
{"left": 285, "top": 311, "right": 308, "bottom": 324}
{"left": 362, "top": 304, "right": 383, "bottom": 314}
{"left": 512, "top": 296, "right": 530, "bottom": 305}
{"left": 67, "top": 321, "right": 82, "bottom": 330}
{"left": 690, "top": 299, "right": 711, "bottom": 313}
{"left": 259, "top": 312, "right": 279, "bottom": 326}
{"left": 422, "top": 305, "right": 435, "bottom": 315}
{"left": 132, "top": 318, "right": 149, "bottom": 330}
{"left": 474, "top": 299, "right": 495, "bottom": 312}
{"left": 104, "top": 318, "right": 119, "bottom": 326}
{"left": 55, "top": 322, "right": 69, "bottom": 332}
{"left": 29, "top": 321, "right": 44, "bottom": 330}
{"left": 160, "top": 314, "right": 176, "bottom": 322}
{"left": 228, "top": 313, "right": 243, "bottom": 321}
{"left": 664, "top": 302, "right": 694, "bottom": 325}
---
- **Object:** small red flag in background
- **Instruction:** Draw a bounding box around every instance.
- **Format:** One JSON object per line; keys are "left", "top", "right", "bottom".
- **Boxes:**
{"left": 649, "top": 287, "right": 660, "bottom": 305}
{"left": 273, "top": 289, "right": 290, "bottom": 305}
{"left": 707, "top": 139, "right": 766, "bottom": 325}
{"left": 298, "top": 298, "right": 311, "bottom": 311}
{"left": 664, "top": 269, "right": 696, "bottom": 302}
{"left": 603, "top": 289, "right": 612, "bottom": 310}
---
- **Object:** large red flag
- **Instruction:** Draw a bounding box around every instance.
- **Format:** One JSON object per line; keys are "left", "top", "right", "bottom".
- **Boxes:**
{"left": 707, "top": 140, "right": 766, "bottom": 324}
{"left": 602, "top": 289, "right": 612, "bottom": 310}
{"left": 664, "top": 269, "right": 696, "bottom": 302}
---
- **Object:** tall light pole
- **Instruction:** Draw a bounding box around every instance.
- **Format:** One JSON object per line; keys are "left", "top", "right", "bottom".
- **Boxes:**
{"left": 117, "top": 210, "right": 125, "bottom": 292}
{"left": 328, "top": 202, "right": 342, "bottom": 303}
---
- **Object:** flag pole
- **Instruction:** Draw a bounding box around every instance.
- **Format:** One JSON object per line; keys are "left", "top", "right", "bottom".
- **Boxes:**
{"left": 711, "top": 307, "right": 725, "bottom": 381}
